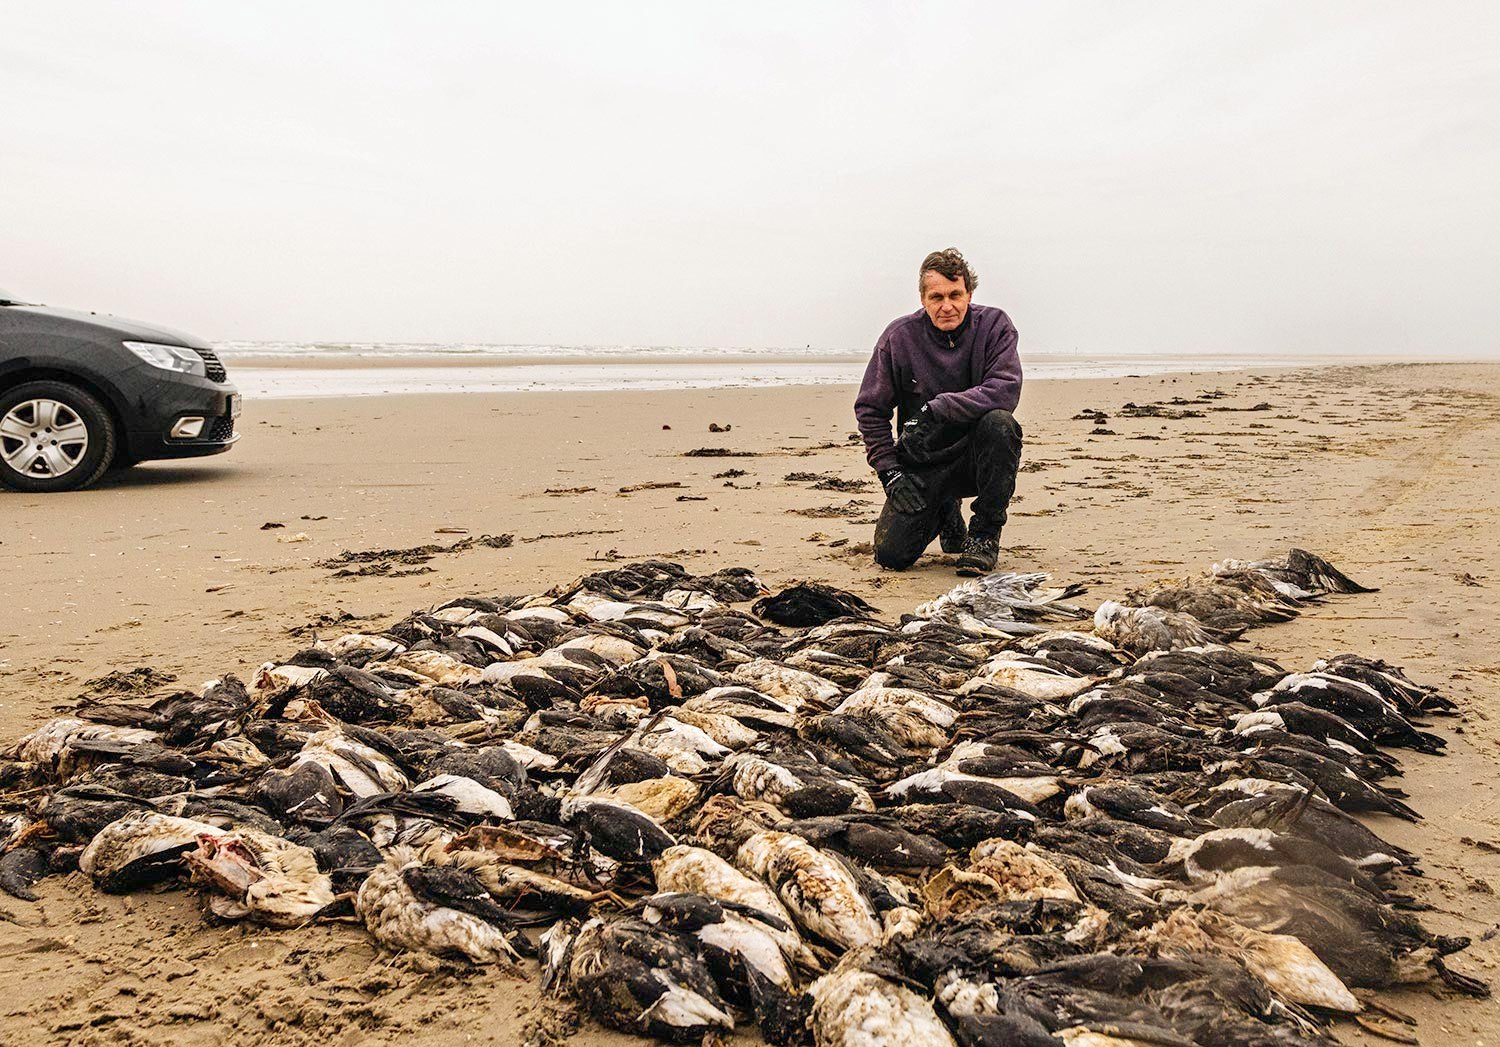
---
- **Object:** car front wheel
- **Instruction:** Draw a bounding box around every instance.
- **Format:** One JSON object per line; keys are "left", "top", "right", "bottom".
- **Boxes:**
{"left": 0, "top": 380, "right": 117, "bottom": 492}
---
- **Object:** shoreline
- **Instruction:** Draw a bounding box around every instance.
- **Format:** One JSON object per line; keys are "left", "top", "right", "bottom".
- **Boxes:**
{"left": 218, "top": 352, "right": 1421, "bottom": 401}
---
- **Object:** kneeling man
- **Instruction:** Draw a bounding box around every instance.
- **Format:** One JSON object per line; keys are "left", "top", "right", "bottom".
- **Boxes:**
{"left": 855, "top": 248, "right": 1023, "bottom": 576}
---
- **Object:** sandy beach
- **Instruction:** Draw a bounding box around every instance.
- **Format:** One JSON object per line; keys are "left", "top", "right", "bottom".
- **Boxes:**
{"left": 2, "top": 359, "right": 1499, "bottom": 1045}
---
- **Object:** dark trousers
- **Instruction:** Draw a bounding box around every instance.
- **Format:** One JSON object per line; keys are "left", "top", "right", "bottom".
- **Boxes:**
{"left": 873, "top": 408, "right": 1023, "bottom": 570}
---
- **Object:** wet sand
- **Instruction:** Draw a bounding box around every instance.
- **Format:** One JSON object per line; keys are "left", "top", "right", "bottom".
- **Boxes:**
{"left": 1, "top": 360, "right": 1498, "bottom": 1044}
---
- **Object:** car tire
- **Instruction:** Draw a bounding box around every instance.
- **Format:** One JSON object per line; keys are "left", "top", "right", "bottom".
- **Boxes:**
{"left": 0, "top": 380, "right": 117, "bottom": 492}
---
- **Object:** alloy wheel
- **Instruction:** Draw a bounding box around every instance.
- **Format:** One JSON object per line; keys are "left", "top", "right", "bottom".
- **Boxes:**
{"left": 0, "top": 398, "right": 91, "bottom": 478}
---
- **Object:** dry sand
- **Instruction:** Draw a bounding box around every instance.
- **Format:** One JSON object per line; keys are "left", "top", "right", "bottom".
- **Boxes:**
{"left": 1, "top": 360, "right": 1498, "bottom": 1045}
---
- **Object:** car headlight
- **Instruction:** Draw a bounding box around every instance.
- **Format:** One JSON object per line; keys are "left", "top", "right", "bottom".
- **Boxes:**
{"left": 123, "top": 341, "right": 206, "bottom": 377}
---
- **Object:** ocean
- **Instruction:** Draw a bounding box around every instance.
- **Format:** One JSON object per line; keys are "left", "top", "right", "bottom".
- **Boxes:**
{"left": 214, "top": 342, "right": 1377, "bottom": 399}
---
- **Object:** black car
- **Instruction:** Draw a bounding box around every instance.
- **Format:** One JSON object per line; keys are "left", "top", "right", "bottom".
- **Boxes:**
{"left": 0, "top": 288, "right": 239, "bottom": 491}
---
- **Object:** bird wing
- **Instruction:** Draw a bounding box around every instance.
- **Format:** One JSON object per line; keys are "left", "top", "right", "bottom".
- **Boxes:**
{"left": 402, "top": 864, "right": 515, "bottom": 927}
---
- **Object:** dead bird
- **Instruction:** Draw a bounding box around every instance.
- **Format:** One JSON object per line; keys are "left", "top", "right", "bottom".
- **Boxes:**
{"left": 653, "top": 844, "right": 817, "bottom": 972}
{"left": 1314, "top": 653, "right": 1456, "bottom": 716}
{"left": 914, "top": 572, "right": 1089, "bottom": 632}
{"left": 1228, "top": 702, "right": 1382, "bottom": 755}
{"left": 808, "top": 945, "right": 957, "bottom": 1047}
{"left": 11, "top": 718, "right": 165, "bottom": 781}
{"left": 1091, "top": 602, "right": 1239, "bottom": 656}
{"left": 885, "top": 766, "right": 1057, "bottom": 813}
{"left": 736, "top": 829, "right": 883, "bottom": 951}
{"left": 1252, "top": 673, "right": 1445, "bottom": 753}
{"left": 1064, "top": 782, "right": 1210, "bottom": 837}
{"left": 637, "top": 890, "right": 796, "bottom": 1000}
{"left": 560, "top": 794, "right": 676, "bottom": 864}
{"left": 725, "top": 749, "right": 876, "bottom": 818}
{"left": 185, "top": 827, "right": 334, "bottom": 926}
{"left": 898, "top": 898, "right": 1104, "bottom": 987}
{"left": 1008, "top": 631, "right": 1131, "bottom": 677}
{"left": 730, "top": 658, "right": 843, "bottom": 712}
{"left": 1036, "top": 816, "right": 1175, "bottom": 868}
{"left": 0, "top": 835, "right": 55, "bottom": 901}
{"left": 67, "top": 674, "right": 252, "bottom": 747}
{"left": 1201, "top": 779, "right": 1415, "bottom": 873}
{"left": 783, "top": 812, "right": 949, "bottom": 871}
{"left": 1233, "top": 742, "right": 1420, "bottom": 821}
{"left": 960, "top": 654, "right": 1094, "bottom": 702}
{"left": 355, "top": 846, "right": 525, "bottom": 965}
{"left": 1188, "top": 865, "right": 1488, "bottom": 996}
{"left": 560, "top": 914, "right": 736, "bottom": 1041}
{"left": 890, "top": 803, "right": 1039, "bottom": 850}
{"left": 1160, "top": 826, "right": 1386, "bottom": 899}
{"left": 1212, "top": 548, "right": 1375, "bottom": 598}
{"left": 923, "top": 839, "right": 1082, "bottom": 920}
{"left": 754, "top": 583, "right": 879, "bottom": 627}
{"left": 1134, "top": 907, "right": 1358, "bottom": 1013}
{"left": 79, "top": 810, "right": 223, "bottom": 892}
{"left": 1122, "top": 647, "right": 1286, "bottom": 701}
{"left": 1131, "top": 577, "right": 1301, "bottom": 632}
{"left": 799, "top": 713, "right": 916, "bottom": 781}
{"left": 1232, "top": 722, "right": 1403, "bottom": 783}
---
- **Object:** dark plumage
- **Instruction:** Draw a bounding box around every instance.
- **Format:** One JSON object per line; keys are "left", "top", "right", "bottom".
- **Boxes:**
{"left": 565, "top": 916, "right": 735, "bottom": 1041}
{"left": 784, "top": 812, "right": 949, "bottom": 870}
{"left": 754, "top": 583, "right": 879, "bottom": 627}
{"left": 1204, "top": 784, "right": 1415, "bottom": 872}
{"left": 0, "top": 846, "right": 49, "bottom": 901}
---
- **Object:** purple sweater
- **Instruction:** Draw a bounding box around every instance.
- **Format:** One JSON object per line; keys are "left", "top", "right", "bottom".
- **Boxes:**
{"left": 854, "top": 303, "right": 1022, "bottom": 472}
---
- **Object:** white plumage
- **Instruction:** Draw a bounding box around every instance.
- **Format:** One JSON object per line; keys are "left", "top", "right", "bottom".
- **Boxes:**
{"left": 809, "top": 948, "right": 957, "bottom": 1047}
{"left": 355, "top": 847, "right": 520, "bottom": 966}
{"left": 735, "top": 830, "right": 880, "bottom": 951}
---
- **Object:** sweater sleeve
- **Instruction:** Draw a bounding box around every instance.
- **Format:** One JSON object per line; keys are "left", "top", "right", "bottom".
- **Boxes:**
{"left": 927, "top": 315, "right": 1022, "bottom": 423}
{"left": 853, "top": 335, "right": 902, "bottom": 473}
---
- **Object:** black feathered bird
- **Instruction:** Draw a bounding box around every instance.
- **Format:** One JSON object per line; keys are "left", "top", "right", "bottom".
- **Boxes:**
{"left": 754, "top": 583, "right": 880, "bottom": 627}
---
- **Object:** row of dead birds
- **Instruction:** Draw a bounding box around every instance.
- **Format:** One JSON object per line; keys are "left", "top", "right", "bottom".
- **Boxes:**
{"left": 0, "top": 550, "right": 1484, "bottom": 1046}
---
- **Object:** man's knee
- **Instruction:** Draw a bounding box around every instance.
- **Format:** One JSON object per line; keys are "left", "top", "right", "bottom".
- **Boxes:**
{"left": 873, "top": 513, "right": 925, "bottom": 570}
{"left": 873, "top": 538, "right": 920, "bottom": 571}
{"left": 975, "top": 409, "right": 1022, "bottom": 445}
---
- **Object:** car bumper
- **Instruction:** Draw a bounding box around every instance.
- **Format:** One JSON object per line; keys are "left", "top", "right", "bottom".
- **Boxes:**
{"left": 122, "top": 370, "right": 241, "bottom": 462}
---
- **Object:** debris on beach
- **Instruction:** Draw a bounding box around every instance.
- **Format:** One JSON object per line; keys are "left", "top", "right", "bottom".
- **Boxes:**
{"left": 784, "top": 472, "right": 871, "bottom": 492}
{"left": 315, "top": 533, "right": 514, "bottom": 575}
{"left": 0, "top": 548, "right": 1484, "bottom": 1046}
{"left": 617, "top": 481, "right": 684, "bottom": 494}
{"left": 1118, "top": 401, "right": 1206, "bottom": 420}
{"left": 80, "top": 666, "right": 179, "bottom": 697}
{"left": 786, "top": 499, "right": 874, "bottom": 519}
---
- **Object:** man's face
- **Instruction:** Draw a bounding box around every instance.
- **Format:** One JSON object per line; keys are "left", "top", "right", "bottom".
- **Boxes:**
{"left": 921, "top": 271, "right": 971, "bottom": 331}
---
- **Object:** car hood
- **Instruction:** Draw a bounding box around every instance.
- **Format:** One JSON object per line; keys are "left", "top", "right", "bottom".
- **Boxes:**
{"left": 8, "top": 305, "right": 213, "bottom": 350}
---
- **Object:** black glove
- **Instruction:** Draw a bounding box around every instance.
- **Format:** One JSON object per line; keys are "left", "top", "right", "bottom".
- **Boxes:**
{"left": 878, "top": 468, "right": 928, "bottom": 514}
{"left": 898, "top": 402, "right": 947, "bottom": 463}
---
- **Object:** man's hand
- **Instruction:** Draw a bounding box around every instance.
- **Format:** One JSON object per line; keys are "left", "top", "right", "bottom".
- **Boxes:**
{"left": 898, "top": 402, "right": 946, "bottom": 462}
{"left": 878, "top": 468, "right": 928, "bottom": 514}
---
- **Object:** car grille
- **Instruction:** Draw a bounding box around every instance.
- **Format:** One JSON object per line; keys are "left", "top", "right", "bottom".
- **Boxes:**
{"left": 194, "top": 347, "right": 228, "bottom": 382}
{"left": 207, "top": 416, "right": 235, "bottom": 441}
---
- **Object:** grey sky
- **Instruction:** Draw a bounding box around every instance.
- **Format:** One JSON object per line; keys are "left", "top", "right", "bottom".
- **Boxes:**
{"left": 2, "top": 1, "right": 1496, "bottom": 356}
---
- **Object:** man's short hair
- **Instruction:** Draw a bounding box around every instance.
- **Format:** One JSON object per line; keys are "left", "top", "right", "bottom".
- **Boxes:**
{"left": 919, "top": 248, "right": 977, "bottom": 294}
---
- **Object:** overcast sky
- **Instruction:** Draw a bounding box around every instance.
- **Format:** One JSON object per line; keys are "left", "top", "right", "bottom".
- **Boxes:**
{"left": 2, "top": 1, "right": 1496, "bottom": 356}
